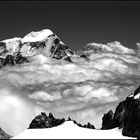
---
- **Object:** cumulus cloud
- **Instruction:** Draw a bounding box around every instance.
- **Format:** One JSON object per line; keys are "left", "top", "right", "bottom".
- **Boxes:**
{"left": 0, "top": 41, "right": 140, "bottom": 136}
{"left": 84, "top": 41, "right": 135, "bottom": 54}
{"left": 29, "top": 90, "right": 62, "bottom": 101}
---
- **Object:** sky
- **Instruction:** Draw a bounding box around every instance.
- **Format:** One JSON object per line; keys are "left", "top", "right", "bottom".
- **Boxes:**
{"left": 0, "top": 1, "right": 140, "bottom": 51}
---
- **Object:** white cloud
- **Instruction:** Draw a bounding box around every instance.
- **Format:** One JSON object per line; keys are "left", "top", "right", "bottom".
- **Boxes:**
{"left": 29, "top": 91, "right": 62, "bottom": 101}
{"left": 85, "top": 41, "right": 135, "bottom": 54}
{"left": 0, "top": 40, "right": 140, "bottom": 137}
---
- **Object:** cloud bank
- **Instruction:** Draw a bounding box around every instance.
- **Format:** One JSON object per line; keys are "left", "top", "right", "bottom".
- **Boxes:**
{"left": 0, "top": 30, "right": 140, "bottom": 136}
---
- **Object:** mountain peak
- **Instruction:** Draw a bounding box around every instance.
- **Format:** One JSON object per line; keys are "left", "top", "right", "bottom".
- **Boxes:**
{"left": 22, "top": 29, "right": 54, "bottom": 43}
{"left": 0, "top": 29, "right": 74, "bottom": 67}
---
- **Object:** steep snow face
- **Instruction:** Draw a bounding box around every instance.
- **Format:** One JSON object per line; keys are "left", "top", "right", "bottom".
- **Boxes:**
{"left": 12, "top": 121, "right": 135, "bottom": 139}
{"left": 22, "top": 29, "right": 53, "bottom": 43}
{"left": 85, "top": 41, "right": 135, "bottom": 54}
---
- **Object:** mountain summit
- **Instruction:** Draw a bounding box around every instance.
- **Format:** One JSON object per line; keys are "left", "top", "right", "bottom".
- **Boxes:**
{"left": 0, "top": 29, "right": 74, "bottom": 67}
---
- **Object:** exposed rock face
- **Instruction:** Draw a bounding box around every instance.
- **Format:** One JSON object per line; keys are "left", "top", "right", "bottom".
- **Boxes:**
{"left": 2, "top": 53, "right": 29, "bottom": 67}
{"left": 122, "top": 98, "right": 140, "bottom": 138}
{"left": 102, "top": 86, "right": 140, "bottom": 138}
{"left": 101, "top": 110, "right": 114, "bottom": 130}
{"left": 28, "top": 112, "right": 65, "bottom": 129}
{"left": 74, "top": 121, "right": 95, "bottom": 129}
{"left": 113, "top": 86, "right": 140, "bottom": 138}
{"left": 29, "top": 113, "right": 95, "bottom": 130}
{"left": 0, "top": 127, "right": 11, "bottom": 139}
{"left": 0, "top": 29, "right": 74, "bottom": 67}
{"left": 113, "top": 100, "right": 126, "bottom": 129}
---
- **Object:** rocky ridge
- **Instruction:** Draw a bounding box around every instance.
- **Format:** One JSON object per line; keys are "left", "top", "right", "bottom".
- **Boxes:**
{"left": 28, "top": 112, "right": 65, "bottom": 129}
{"left": 29, "top": 112, "right": 95, "bottom": 130}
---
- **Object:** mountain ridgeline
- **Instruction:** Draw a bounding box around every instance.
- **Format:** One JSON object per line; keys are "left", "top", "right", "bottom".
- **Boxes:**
{"left": 28, "top": 112, "right": 95, "bottom": 130}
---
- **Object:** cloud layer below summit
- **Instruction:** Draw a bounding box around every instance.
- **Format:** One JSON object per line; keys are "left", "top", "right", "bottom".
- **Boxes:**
{"left": 0, "top": 30, "right": 140, "bottom": 136}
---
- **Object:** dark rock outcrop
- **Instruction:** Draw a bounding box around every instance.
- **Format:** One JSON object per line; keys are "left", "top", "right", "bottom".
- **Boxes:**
{"left": 0, "top": 127, "right": 11, "bottom": 139}
{"left": 122, "top": 97, "right": 140, "bottom": 138}
{"left": 15, "top": 53, "right": 29, "bottom": 64}
{"left": 3, "top": 55, "right": 15, "bottom": 66}
{"left": 0, "top": 42, "right": 6, "bottom": 55}
{"left": 28, "top": 112, "right": 65, "bottom": 129}
{"left": 113, "top": 101, "right": 126, "bottom": 129}
{"left": 63, "top": 56, "right": 73, "bottom": 62}
{"left": 28, "top": 41, "right": 46, "bottom": 50}
{"left": 73, "top": 121, "right": 95, "bottom": 129}
{"left": 80, "top": 54, "right": 88, "bottom": 59}
{"left": 52, "top": 44, "right": 70, "bottom": 59}
{"left": 101, "top": 110, "right": 114, "bottom": 130}
{"left": 114, "top": 86, "right": 140, "bottom": 138}
{"left": 29, "top": 113, "right": 95, "bottom": 130}
{"left": 102, "top": 86, "right": 140, "bottom": 138}
{"left": 67, "top": 117, "right": 95, "bottom": 129}
{"left": 2, "top": 53, "right": 29, "bottom": 67}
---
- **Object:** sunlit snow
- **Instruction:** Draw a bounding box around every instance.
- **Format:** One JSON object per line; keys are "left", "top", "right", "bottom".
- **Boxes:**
{"left": 12, "top": 121, "right": 136, "bottom": 139}
{"left": 22, "top": 29, "right": 53, "bottom": 42}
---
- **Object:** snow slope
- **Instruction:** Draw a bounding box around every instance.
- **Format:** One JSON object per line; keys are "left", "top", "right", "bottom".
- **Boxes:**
{"left": 12, "top": 121, "right": 135, "bottom": 139}
{"left": 22, "top": 29, "right": 53, "bottom": 42}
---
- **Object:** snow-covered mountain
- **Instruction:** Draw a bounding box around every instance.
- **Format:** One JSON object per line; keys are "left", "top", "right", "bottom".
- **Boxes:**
{"left": 0, "top": 29, "right": 74, "bottom": 67}
{"left": 0, "top": 29, "right": 140, "bottom": 139}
